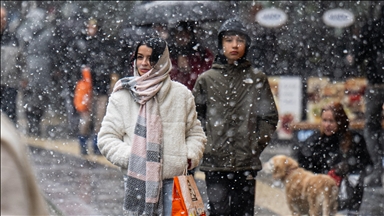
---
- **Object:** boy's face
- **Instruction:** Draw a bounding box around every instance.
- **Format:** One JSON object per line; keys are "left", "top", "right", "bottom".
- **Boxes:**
{"left": 222, "top": 34, "right": 246, "bottom": 64}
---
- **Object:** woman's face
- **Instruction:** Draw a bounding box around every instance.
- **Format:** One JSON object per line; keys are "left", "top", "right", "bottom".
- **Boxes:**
{"left": 321, "top": 109, "right": 338, "bottom": 136}
{"left": 222, "top": 34, "right": 246, "bottom": 64}
{"left": 136, "top": 45, "right": 153, "bottom": 76}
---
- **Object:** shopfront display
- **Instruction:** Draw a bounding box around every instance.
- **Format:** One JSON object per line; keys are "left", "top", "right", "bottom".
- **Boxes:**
{"left": 268, "top": 76, "right": 383, "bottom": 140}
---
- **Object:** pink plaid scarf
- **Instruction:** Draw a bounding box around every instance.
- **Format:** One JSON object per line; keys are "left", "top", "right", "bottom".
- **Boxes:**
{"left": 113, "top": 46, "right": 172, "bottom": 215}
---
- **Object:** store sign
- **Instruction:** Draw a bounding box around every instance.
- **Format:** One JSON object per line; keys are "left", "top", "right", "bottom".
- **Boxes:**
{"left": 269, "top": 76, "right": 302, "bottom": 140}
{"left": 255, "top": 8, "right": 287, "bottom": 28}
{"left": 322, "top": 8, "right": 355, "bottom": 28}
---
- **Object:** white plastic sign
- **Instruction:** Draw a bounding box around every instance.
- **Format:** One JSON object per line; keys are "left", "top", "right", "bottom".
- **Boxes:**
{"left": 322, "top": 8, "right": 355, "bottom": 28}
{"left": 255, "top": 8, "right": 288, "bottom": 28}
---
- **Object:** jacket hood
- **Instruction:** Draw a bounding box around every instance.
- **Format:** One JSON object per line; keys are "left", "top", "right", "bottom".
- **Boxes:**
{"left": 217, "top": 18, "right": 251, "bottom": 64}
{"left": 218, "top": 19, "right": 251, "bottom": 46}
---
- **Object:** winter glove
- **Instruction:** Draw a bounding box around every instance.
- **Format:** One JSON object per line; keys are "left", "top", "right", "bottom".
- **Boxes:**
{"left": 333, "top": 161, "right": 349, "bottom": 176}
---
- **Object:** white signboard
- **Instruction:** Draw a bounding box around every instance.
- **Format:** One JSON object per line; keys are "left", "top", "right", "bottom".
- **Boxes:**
{"left": 277, "top": 77, "right": 302, "bottom": 139}
{"left": 322, "top": 8, "right": 355, "bottom": 28}
{"left": 255, "top": 8, "right": 288, "bottom": 28}
{"left": 278, "top": 77, "right": 302, "bottom": 121}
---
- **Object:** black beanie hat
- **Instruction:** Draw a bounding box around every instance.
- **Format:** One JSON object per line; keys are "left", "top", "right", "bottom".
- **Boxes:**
{"left": 218, "top": 18, "right": 251, "bottom": 52}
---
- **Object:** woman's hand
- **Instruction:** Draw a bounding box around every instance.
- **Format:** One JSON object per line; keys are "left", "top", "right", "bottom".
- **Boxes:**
{"left": 333, "top": 161, "right": 349, "bottom": 176}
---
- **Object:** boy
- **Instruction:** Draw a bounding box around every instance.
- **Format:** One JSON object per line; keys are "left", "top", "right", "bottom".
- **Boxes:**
{"left": 193, "top": 18, "right": 278, "bottom": 216}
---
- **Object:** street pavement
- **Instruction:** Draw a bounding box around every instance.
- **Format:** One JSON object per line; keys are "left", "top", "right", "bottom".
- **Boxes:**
{"left": 27, "top": 137, "right": 277, "bottom": 215}
{"left": 25, "top": 136, "right": 384, "bottom": 216}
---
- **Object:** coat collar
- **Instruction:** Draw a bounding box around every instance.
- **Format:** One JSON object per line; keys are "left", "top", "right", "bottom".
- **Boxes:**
{"left": 212, "top": 60, "right": 252, "bottom": 75}
{"left": 156, "top": 76, "right": 172, "bottom": 103}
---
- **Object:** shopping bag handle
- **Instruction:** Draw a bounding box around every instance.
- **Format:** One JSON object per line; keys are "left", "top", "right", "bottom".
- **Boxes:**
{"left": 184, "top": 166, "right": 188, "bottom": 176}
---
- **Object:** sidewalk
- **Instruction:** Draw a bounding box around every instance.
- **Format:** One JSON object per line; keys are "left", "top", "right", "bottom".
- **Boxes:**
{"left": 27, "top": 136, "right": 384, "bottom": 215}
{"left": 26, "top": 136, "right": 281, "bottom": 215}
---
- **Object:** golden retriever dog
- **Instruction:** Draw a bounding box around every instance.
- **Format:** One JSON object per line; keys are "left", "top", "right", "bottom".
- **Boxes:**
{"left": 263, "top": 155, "right": 339, "bottom": 216}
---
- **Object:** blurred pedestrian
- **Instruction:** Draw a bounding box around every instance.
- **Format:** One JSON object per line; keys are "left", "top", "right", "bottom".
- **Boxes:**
{"left": 1, "top": 113, "right": 49, "bottom": 215}
{"left": 193, "top": 18, "right": 279, "bottom": 216}
{"left": 54, "top": 2, "right": 88, "bottom": 136}
{"left": 355, "top": 5, "right": 384, "bottom": 187}
{"left": 247, "top": 24, "right": 278, "bottom": 74}
{"left": 1, "top": 6, "right": 22, "bottom": 124}
{"left": 74, "top": 66, "right": 93, "bottom": 155}
{"left": 76, "top": 18, "right": 119, "bottom": 155}
{"left": 153, "top": 23, "right": 169, "bottom": 41}
{"left": 297, "top": 102, "right": 373, "bottom": 215}
{"left": 168, "top": 21, "right": 214, "bottom": 91}
{"left": 97, "top": 36, "right": 206, "bottom": 215}
{"left": 16, "top": 7, "right": 57, "bottom": 136}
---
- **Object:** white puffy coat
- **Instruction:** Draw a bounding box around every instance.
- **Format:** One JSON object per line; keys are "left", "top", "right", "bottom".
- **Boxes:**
{"left": 98, "top": 77, "right": 206, "bottom": 179}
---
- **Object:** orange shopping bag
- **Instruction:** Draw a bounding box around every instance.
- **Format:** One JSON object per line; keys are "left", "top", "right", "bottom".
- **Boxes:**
{"left": 172, "top": 169, "right": 206, "bottom": 216}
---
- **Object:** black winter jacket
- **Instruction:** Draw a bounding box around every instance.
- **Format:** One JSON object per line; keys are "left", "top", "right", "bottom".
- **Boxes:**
{"left": 297, "top": 130, "right": 373, "bottom": 175}
{"left": 84, "top": 32, "right": 118, "bottom": 95}
{"left": 193, "top": 60, "right": 278, "bottom": 172}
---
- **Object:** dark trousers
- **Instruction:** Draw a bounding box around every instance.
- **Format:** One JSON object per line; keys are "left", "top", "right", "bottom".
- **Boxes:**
{"left": 205, "top": 171, "right": 256, "bottom": 216}
{"left": 339, "top": 177, "right": 365, "bottom": 212}
{"left": 0, "top": 85, "right": 18, "bottom": 124}
{"left": 26, "top": 106, "right": 44, "bottom": 136}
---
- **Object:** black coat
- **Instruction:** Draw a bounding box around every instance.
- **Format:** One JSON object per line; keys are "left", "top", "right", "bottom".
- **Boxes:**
{"left": 193, "top": 60, "right": 278, "bottom": 172}
{"left": 1, "top": 29, "right": 21, "bottom": 89}
{"left": 54, "top": 16, "right": 88, "bottom": 87}
{"left": 83, "top": 31, "right": 118, "bottom": 95}
{"left": 297, "top": 130, "right": 373, "bottom": 175}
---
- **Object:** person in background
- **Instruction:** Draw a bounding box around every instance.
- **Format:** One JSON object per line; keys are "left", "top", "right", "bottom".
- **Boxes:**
{"left": 54, "top": 2, "right": 88, "bottom": 136}
{"left": 355, "top": 5, "right": 384, "bottom": 187}
{"left": 153, "top": 23, "right": 169, "bottom": 41}
{"left": 97, "top": 36, "right": 206, "bottom": 215}
{"left": 74, "top": 66, "right": 93, "bottom": 155}
{"left": 193, "top": 18, "right": 278, "bottom": 216}
{"left": 16, "top": 6, "right": 56, "bottom": 136}
{"left": 1, "top": 113, "right": 49, "bottom": 215}
{"left": 1, "top": 6, "right": 22, "bottom": 124}
{"left": 168, "top": 21, "right": 214, "bottom": 91}
{"left": 77, "top": 18, "right": 119, "bottom": 155}
{"left": 297, "top": 102, "right": 373, "bottom": 215}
